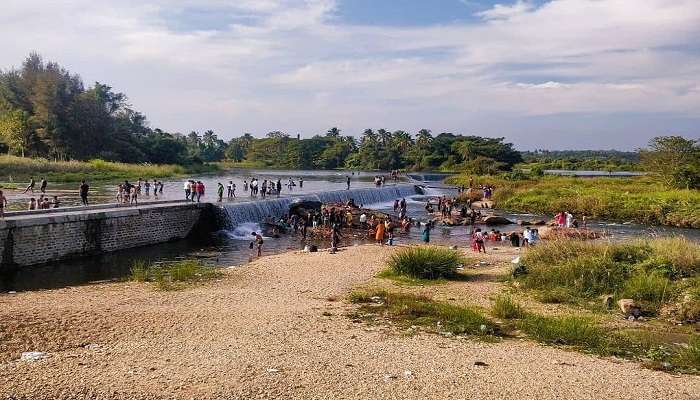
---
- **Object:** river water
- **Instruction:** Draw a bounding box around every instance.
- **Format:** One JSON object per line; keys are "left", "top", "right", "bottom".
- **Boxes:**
{"left": 1, "top": 170, "right": 698, "bottom": 292}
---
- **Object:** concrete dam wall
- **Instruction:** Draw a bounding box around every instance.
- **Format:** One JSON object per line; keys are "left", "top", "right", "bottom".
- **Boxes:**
{"left": 0, "top": 202, "right": 212, "bottom": 268}
{"left": 0, "top": 184, "right": 420, "bottom": 268}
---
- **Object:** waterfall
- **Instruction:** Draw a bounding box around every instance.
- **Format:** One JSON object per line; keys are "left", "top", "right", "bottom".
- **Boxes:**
{"left": 219, "top": 184, "right": 418, "bottom": 229}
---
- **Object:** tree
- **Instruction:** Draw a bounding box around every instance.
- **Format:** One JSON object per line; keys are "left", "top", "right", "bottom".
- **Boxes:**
{"left": 0, "top": 108, "right": 31, "bottom": 156}
{"left": 326, "top": 127, "right": 341, "bottom": 137}
{"left": 640, "top": 136, "right": 700, "bottom": 189}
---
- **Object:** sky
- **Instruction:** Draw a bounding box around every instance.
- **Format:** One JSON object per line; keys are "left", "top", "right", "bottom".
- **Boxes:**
{"left": 1, "top": 0, "right": 699, "bottom": 150}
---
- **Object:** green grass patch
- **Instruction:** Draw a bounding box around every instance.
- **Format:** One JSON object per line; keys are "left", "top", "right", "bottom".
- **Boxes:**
{"left": 387, "top": 246, "right": 467, "bottom": 280}
{"left": 129, "top": 259, "right": 222, "bottom": 290}
{"left": 350, "top": 290, "right": 498, "bottom": 337}
{"left": 491, "top": 295, "right": 525, "bottom": 319}
{"left": 519, "top": 314, "right": 605, "bottom": 349}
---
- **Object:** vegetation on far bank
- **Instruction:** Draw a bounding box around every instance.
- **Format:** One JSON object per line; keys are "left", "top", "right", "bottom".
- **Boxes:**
{"left": 447, "top": 174, "right": 700, "bottom": 228}
{"left": 0, "top": 155, "right": 217, "bottom": 183}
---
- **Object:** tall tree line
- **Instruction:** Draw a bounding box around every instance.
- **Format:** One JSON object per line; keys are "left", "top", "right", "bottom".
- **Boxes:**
{"left": 0, "top": 54, "right": 522, "bottom": 172}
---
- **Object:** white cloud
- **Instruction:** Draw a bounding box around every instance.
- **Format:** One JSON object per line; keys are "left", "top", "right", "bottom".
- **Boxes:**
{"left": 0, "top": 0, "right": 698, "bottom": 148}
{"left": 476, "top": 1, "right": 535, "bottom": 20}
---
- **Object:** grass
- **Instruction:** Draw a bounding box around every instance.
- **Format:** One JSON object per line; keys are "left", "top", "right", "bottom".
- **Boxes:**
{"left": 349, "top": 290, "right": 499, "bottom": 336}
{"left": 519, "top": 314, "right": 605, "bottom": 349}
{"left": 129, "top": 259, "right": 222, "bottom": 290}
{"left": 0, "top": 155, "right": 218, "bottom": 183}
{"left": 491, "top": 295, "right": 525, "bottom": 319}
{"left": 516, "top": 238, "right": 700, "bottom": 315}
{"left": 387, "top": 246, "right": 467, "bottom": 280}
{"left": 445, "top": 174, "right": 700, "bottom": 228}
{"left": 347, "top": 289, "right": 700, "bottom": 372}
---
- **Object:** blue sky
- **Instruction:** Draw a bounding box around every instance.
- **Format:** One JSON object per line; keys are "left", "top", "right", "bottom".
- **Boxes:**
{"left": 1, "top": 0, "right": 699, "bottom": 150}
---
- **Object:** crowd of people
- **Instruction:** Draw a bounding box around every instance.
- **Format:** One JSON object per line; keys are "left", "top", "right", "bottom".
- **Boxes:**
{"left": 117, "top": 179, "right": 165, "bottom": 204}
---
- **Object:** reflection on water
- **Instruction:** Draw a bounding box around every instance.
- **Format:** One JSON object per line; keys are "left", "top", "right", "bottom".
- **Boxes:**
{"left": 1, "top": 173, "right": 698, "bottom": 292}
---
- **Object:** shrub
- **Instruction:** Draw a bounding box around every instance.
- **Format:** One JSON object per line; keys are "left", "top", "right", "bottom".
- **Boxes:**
{"left": 621, "top": 271, "right": 673, "bottom": 311}
{"left": 130, "top": 260, "right": 149, "bottom": 282}
{"left": 520, "top": 315, "right": 604, "bottom": 349}
{"left": 491, "top": 295, "right": 524, "bottom": 319}
{"left": 388, "top": 246, "right": 466, "bottom": 280}
{"left": 674, "top": 335, "right": 700, "bottom": 371}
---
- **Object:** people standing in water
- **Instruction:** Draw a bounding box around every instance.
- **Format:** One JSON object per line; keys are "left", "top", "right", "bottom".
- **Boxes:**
{"left": 299, "top": 177, "right": 303, "bottom": 188}
{"left": 23, "top": 177, "right": 35, "bottom": 194}
{"left": 473, "top": 228, "right": 486, "bottom": 253}
{"left": 276, "top": 179, "right": 282, "bottom": 196}
{"left": 375, "top": 219, "right": 385, "bottom": 245}
{"left": 40, "top": 178, "right": 47, "bottom": 193}
{"left": 0, "top": 190, "right": 6, "bottom": 218}
{"left": 79, "top": 180, "right": 89, "bottom": 206}
{"left": 251, "top": 232, "right": 264, "bottom": 257}
{"left": 217, "top": 182, "right": 224, "bottom": 202}
{"left": 421, "top": 221, "right": 432, "bottom": 243}
{"left": 346, "top": 175, "right": 351, "bottom": 190}
{"left": 28, "top": 198, "right": 37, "bottom": 210}
{"left": 228, "top": 181, "right": 236, "bottom": 198}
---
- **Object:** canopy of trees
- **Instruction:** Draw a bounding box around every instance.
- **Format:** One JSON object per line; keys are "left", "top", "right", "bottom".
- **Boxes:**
{"left": 640, "top": 136, "right": 700, "bottom": 189}
{"left": 0, "top": 53, "right": 525, "bottom": 173}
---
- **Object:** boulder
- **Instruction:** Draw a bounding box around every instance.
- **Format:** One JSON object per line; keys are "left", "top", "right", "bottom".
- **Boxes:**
{"left": 533, "top": 220, "right": 546, "bottom": 226}
{"left": 516, "top": 220, "right": 531, "bottom": 226}
{"left": 618, "top": 299, "right": 642, "bottom": 318}
{"left": 483, "top": 215, "right": 514, "bottom": 226}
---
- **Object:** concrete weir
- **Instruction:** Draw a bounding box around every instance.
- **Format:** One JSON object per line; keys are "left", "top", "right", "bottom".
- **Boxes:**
{"left": 0, "top": 184, "right": 421, "bottom": 268}
{"left": 0, "top": 202, "right": 215, "bottom": 268}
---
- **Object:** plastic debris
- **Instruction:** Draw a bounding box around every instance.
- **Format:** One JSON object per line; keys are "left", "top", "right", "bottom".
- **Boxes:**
{"left": 21, "top": 352, "right": 48, "bottom": 361}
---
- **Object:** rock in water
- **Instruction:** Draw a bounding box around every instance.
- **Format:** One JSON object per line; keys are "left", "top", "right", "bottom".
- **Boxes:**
{"left": 483, "top": 216, "right": 514, "bottom": 225}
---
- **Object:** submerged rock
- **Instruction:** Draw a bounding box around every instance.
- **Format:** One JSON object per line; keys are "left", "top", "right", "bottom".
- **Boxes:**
{"left": 483, "top": 216, "right": 514, "bottom": 225}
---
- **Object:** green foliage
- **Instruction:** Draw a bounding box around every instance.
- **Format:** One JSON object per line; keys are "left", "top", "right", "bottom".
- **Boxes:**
{"left": 0, "top": 155, "right": 196, "bottom": 182}
{"left": 491, "top": 295, "right": 525, "bottom": 319}
{"left": 640, "top": 136, "right": 700, "bottom": 189}
{"left": 387, "top": 246, "right": 466, "bottom": 280}
{"left": 446, "top": 174, "right": 700, "bottom": 228}
{"left": 674, "top": 336, "right": 700, "bottom": 371}
{"left": 519, "top": 314, "right": 604, "bottom": 348}
{"left": 128, "top": 259, "right": 221, "bottom": 290}
{"left": 519, "top": 238, "right": 700, "bottom": 313}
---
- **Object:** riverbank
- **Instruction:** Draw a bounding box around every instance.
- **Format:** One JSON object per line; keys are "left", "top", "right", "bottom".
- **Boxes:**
{"left": 446, "top": 174, "right": 700, "bottom": 228}
{"left": 1, "top": 245, "right": 698, "bottom": 399}
{"left": 0, "top": 155, "right": 218, "bottom": 183}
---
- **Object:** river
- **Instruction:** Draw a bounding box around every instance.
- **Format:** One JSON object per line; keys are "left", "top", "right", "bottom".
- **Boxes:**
{"left": 1, "top": 169, "right": 697, "bottom": 292}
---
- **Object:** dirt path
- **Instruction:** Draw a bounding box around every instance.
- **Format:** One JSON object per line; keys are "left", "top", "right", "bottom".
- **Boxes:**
{"left": 1, "top": 245, "right": 698, "bottom": 399}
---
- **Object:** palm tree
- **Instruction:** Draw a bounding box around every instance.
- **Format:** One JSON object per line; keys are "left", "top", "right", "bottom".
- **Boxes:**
{"left": 326, "top": 127, "right": 341, "bottom": 137}
{"left": 416, "top": 129, "right": 432, "bottom": 148}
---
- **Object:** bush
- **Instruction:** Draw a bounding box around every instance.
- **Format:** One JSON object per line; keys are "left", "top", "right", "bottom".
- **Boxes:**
{"left": 518, "top": 238, "right": 700, "bottom": 314}
{"left": 621, "top": 271, "right": 673, "bottom": 311}
{"left": 388, "top": 246, "right": 466, "bottom": 280}
{"left": 520, "top": 315, "right": 604, "bottom": 349}
{"left": 674, "top": 335, "right": 700, "bottom": 371}
{"left": 130, "top": 260, "right": 149, "bottom": 282}
{"left": 491, "top": 295, "right": 524, "bottom": 319}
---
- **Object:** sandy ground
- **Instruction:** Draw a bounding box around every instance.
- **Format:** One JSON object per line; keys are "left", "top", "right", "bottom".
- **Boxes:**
{"left": 1, "top": 244, "right": 698, "bottom": 399}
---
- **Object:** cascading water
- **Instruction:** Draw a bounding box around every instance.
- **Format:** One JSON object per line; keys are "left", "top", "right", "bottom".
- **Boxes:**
{"left": 219, "top": 184, "right": 418, "bottom": 232}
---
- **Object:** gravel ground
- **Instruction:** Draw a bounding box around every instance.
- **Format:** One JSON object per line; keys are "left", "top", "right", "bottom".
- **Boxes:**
{"left": 1, "top": 244, "right": 698, "bottom": 399}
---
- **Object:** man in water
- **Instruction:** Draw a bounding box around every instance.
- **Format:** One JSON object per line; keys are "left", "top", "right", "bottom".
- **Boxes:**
{"left": 23, "top": 177, "right": 35, "bottom": 194}
{"left": 346, "top": 175, "right": 351, "bottom": 190}
{"left": 79, "top": 180, "right": 89, "bottom": 206}
{"left": 40, "top": 178, "right": 47, "bottom": 193}
{"left": 251, "top": 232, "right": 264, "bottom": 257}
{"left": 0, "top": 190, "right": 7, "bottom": 218}
{"left": 299, "top": 177, "right": 303, "bottom": 188}
{"left": 217, "top": 183, "right": 224, "bottom": 202}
